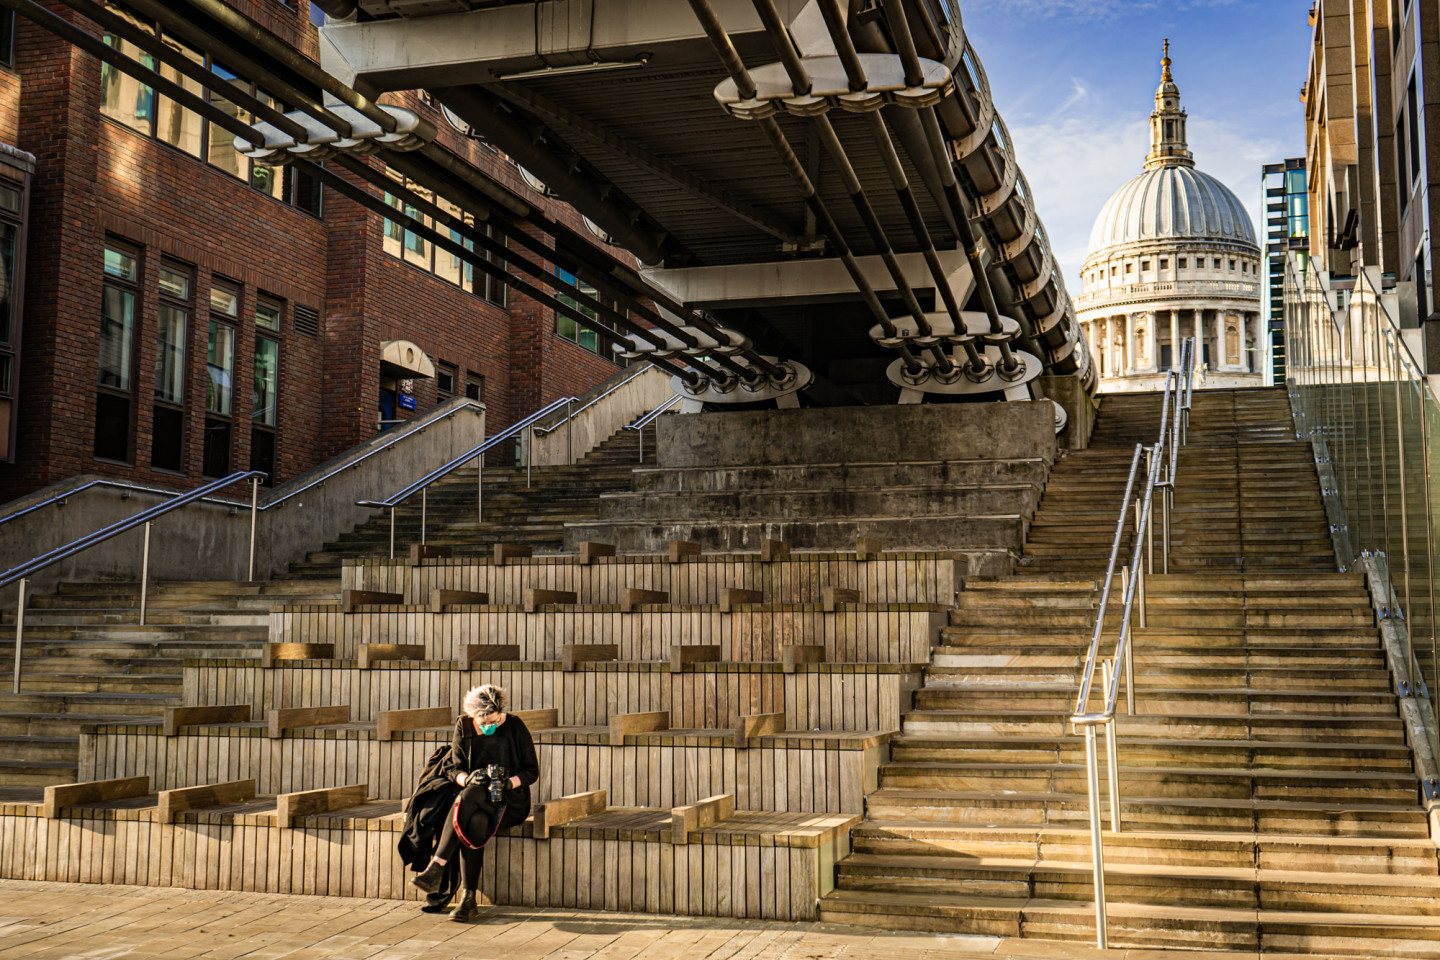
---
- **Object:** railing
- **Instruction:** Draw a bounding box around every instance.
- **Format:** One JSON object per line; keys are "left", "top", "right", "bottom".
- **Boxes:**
{"left": 1071, "top": 337, "right": 1195, "bottom": 949}
{"left": 1074, "top": 279, "right": 1261, "bottom": 306}
{"left": 357, "top": 396, "right": 580, "bottom": 558}
{"left": 530, "top": 363, "right": 654, "bottom": 464}
{"left": 624, "top": 393, "right": 682, "bottom": 464}
{"left": 1284, "top": 259, "right": 1440, "bottom": 740}
{"left": 1, "top": 470, "right": 265, "bottom": 694}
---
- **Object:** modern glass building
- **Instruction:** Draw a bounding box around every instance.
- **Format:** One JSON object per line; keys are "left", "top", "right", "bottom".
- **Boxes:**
{"left": 1262, "top": 159, "right": 1308, "bottom": 383}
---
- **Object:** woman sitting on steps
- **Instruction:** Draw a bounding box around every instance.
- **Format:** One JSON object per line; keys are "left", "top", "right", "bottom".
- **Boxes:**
{"left": 409, "top": 684, "right": 540, "bottom": 921}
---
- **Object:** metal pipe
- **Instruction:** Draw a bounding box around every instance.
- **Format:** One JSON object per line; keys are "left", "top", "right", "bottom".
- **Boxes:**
{"left": 477, "top": 452, "right": 485, "bottom": 525}
{"left": 389, "top": 508, "right": 396, "bottom": 561}
{"left": 248, "top": 476, "right": 259, "bottom": 582}
{"left": 11, "top": 578, "right": 25, "bottom": 695}
{"left": 567, "top": 399, "right": 574, "bottom": 464}
{"left": 1128, "top": 574, "right": 1138, "bottom": 715}
{"left": 139, "top": 521, "right": 152, "bottom": 627}
{"left": 1102, "top": 657, "right": 1121, "bottom": 833}
{"left": 421, "top": 488, "right": 428, "bottom": 547}
{"left": 1083, "top": 724, "right": 1109, "bottom": 950}
{"left": 880, "top": 0, "right": 927, "bottom": 88}
{"left": 527, "top": 430, "right": 533, "bottom": 488}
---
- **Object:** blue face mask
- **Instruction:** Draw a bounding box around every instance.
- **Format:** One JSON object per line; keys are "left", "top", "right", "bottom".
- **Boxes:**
{"left": 478, "top": 722, "right": 498, "bottom": 736}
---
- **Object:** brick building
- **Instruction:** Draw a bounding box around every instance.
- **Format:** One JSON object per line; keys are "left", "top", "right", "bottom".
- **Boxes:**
{"left": 0, "top": 0, "right": 635, "bottom": 501}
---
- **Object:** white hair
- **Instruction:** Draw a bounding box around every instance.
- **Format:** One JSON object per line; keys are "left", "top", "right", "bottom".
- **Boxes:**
{"left": 463, "top": 684, "right": 506, "bottom": 718}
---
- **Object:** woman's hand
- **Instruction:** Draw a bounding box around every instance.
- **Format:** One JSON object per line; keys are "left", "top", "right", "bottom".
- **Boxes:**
{"left": 508, "top": 775, "right": 522, "bottom": 788}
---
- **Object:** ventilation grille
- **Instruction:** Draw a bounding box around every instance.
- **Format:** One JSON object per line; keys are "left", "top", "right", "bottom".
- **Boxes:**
{"left": 293, "top": 303, "right": 320, "bottom": 338}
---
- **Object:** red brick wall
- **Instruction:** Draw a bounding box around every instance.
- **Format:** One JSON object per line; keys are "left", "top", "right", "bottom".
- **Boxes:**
{"left": 0, "top": 6, "right": 641, "bottom": 502}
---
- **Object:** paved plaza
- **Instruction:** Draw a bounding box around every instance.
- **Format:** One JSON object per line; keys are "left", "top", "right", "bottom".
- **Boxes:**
{"left": 0, "top": 879, "right": 1270, "bottom": 960}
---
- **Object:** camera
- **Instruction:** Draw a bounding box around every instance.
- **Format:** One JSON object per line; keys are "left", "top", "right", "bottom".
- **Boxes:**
{"left": 478, "top": 764, "right": 508, "bottom": 803}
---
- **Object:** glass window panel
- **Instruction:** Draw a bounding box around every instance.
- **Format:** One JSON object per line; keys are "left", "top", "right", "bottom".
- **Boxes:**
{"left": 98, "top": 286, "right": 134, "bottom": 391}
{"left": 99, "top": 34, "right": 154, "bottom": 135}
{"left": 0, "top": 184, "right": 19, "bottom": 213}
{"left": 555, "top": 313, "right": 577, "bottom": 341}
{"left": 250, "top": 90, "right": 287, "bottom": 200}
{"left": 104, "top": 247, "right": 136, "bottom": 282}
{"left": 153, "top": 304, "right": 187, "bottom": 403}
{"left": 252, "top": 336, "right": 278, "bottom": 426}
{"left": 155, "top": 34, "right": 203, "bottom": 157}
{"left": 403, "top": 184, "right": 433, "bottom": 269}
{"left": 578, "top": 326, "right": 598, "bottom": 352}
{"left": 293, "top": 163, "right": 322, "bottom": 217}
{"left": 207, "top": 63, "right": 250, "bottom": 180}
{"left": 158, "top": 266, "right": 190, "bottom": 300}
{"left": 0, "top": 222, "right": 13, "bottom": 344}
{"left": 210, "top": 285, "right": 239, "bottom": 316}
{"left": 256, "top": 301, "right": 281, "bottom": 331}
{"left": 205, "top": 320, "right": 234, "bottom": 416}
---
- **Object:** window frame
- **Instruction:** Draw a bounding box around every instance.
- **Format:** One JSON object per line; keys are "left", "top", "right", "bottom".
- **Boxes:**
{"left": 151, "top": 259, "right": 193, "bottom": 472}
{"left": 95, "top": 239, "right": 142, "bottom": 464}
{"left": 0, "top": 163, "right": 27, "bottom": 464}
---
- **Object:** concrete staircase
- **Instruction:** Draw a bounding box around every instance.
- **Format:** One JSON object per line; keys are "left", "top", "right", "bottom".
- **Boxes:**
{"left": 820, "top": 388, "right": 1440, "bottom": 954}
{"left": 0, "top": 420, "right": 659, "bottom": 788}
{"left": 283, "top": 420, "right": 658, "bottom": 579}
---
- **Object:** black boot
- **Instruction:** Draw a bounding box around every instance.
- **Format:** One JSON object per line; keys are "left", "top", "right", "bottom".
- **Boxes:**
{"left": 420, "top": 893, "right": 451, "bottom": 914}
{"left": 450, "top": 889, "right": 481, "bottom": 922}
{"left": 411, "top": 859, "right": 446, "bottom": 894}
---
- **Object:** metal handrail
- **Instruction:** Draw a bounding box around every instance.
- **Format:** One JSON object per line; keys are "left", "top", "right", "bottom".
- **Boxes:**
{"left": 531, "top": 363, "right": 652, "bottom": 438}
{"left": 1070, "top": 340, "right": 1194, "bottom": 950}
{"left": 356, "top": 395, "right": 578, "bottom": 557}
{"left": 624, "top": 393, "right": 683, "bottom": 464}
{"left": 3, "top": 469, "right": 265, "bottom": 694}
{"left": 0, "top": 397, "right": 488, "bottom": 529}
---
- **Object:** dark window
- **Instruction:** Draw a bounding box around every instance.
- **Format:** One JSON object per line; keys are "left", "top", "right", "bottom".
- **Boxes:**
{"left": 0, "top": 176, "right": 21, "bottom": 464}
{"left": 1160, "top": 344, "right": 1173, "bottom": 370}
{"left": 436, "top": 363, "right": 456, "bottom": 397}
{"left": 152, "top": 261, "right": 191, "bottom": 471}
{"left": 249, "top": 426, "right": 275, "bottom": 482}
{"left": 1160, "top": 259, "right": 1168, "bottom": 269}
{"left": 465, "top": 374, "right": 483, "bottom": 401}
{"left": 96, "top": 242, "right": 139, "bottom": 462}
{"left": 1178, "top": 258, "right": 1187, "bottom": 269}
{"left": 1408, "top": 73, "right": 1421, "bottom": 186}
{"left": 203, "top": 286, "right": 237, "bottom": 477}
{"left": 0, "top": 12, "right": 15, "bottom": 67}
{"left": 1398, "top": 116, "right": 1410, "bottom": 213}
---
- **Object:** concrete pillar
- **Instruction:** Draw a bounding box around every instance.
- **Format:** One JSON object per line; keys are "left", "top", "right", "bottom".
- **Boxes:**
{"left": 1125, "top": 312, "right": 1137, "bottom": 374}
{"left": 1238, "top": 312, "right": 1248, "bottom": 372}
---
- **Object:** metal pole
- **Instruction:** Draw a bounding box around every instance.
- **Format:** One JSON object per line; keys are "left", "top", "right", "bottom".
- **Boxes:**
{"left": 527, "top": 428, "right": 533, "bottom": 488}
{"left": 1101, "top": 660, "right": 1121, "bottom": 833}
{"left": 1163, "top": 487, "right": 1172, "bottom": 575}
{"left": 567, "top": 399, "right": 574, "bottom": 465}
{"left": 477, "top": 452, "right": 484, "bottom": 525}
{"left": 421, "top": 488, "right": 428, "bottom": 547}
{"left": 388, "top": 507, "right": 396, "bottom": 560}
{"left": 1083, "top": 724, "right": 1109, "bottom": 949}
{"left": 638, "top": 427, "right": 644, "bottom": 465}
{"left": 247, "top": 476, "right": 259, "bottom": 583}
{"left": 139, "top": 521, "right": 152, "bottom": 627}
{"left": 11, "top": 577, "right": 26, "bottom": 694}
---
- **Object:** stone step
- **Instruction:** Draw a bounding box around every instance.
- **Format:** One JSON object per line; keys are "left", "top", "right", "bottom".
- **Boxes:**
{"left": 889, "top": 735, "right": 1416, "bottom": 770}
{"left": 900, "top": 710, "right": 1406, "bottom": 742}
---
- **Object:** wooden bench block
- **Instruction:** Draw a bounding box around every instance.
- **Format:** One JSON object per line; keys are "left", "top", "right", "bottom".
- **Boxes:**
{"left": 268, "top": 705, "right": 350, "bottom": 739}
{"left": 460, "top": 643, "right": 523, "bottom": 668}
{"left": 276, "top": 783, "right": 368, "bottom": 827}
{"left": 157, "top": 779, "right": 256, "bottom": 824}
{"left": 578, "top": 541, "right": 616, "bottom": 565}
{"left": 377, "top": 706, "right": 453, "bottom": 741}
{"left": 163, "top": 704, "right": 250, "bottom": 737}
{"left": 524, "top": 588, "right": 578, "bottom": 613}
{"left": 821, "top": 586, "right": 862, "bottom": 612}
{"left": 720, "top": 587, "right": 763, "bottom": 612}
{"left": 621, "top": 587, "right": 669, "bottom": 612}
{"left": 856, "top": 537, "right": 883, "bottom": 560}
{"left": 732, "top": 712, "right": 786, "bottom": 748}
{"left": 494, "top": 543, "right": 533, "bottom": 566}
{"left": 561, "top": 643, "right": 619, "bottom": 672}
{"left": 782, "top": 644, "right": 827, "bottom": 674}
{"left": 669, "top": 643, "right": 722, "bottom": 673}
{"left": 671, "top": 793, "right": 736, "bottom": 844}
{"left": 341, "top": 589, "right": 404, "bottom": 613}
{"left": 510, "top": 708, "right": 559, "bottom": 731}
{"left": 609, "top": 710, "right": 669, "bottom": 745}
{"left": 761, "top": 539, "right": 790, "bottom": 561}
{"left": 668, "top": 540, "right": 701, "bottom": 563}
{"left": 430, "top": 588, "right": 488, "bottom": 612}
{"left": 44, "top": 776, "right": 150, "bottom": 819}
{"left": 261, "top": 642, "right": 334, "bottom": 668}
{"left": 532, "top": 789, "right": 606, "bottom": 839}
{"left": 407, "top": 543, "right": 453, "bottom": 564}
{"left": 358, "top": 644, "right": 427, "bottom": 669}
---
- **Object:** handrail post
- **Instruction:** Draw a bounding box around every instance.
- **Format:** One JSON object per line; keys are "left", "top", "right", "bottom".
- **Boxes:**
{"left": 1083, "top": 723, "right": 1109, "bottom": 949}
{"left": 1102, "top": 658, "right": 1121, "bottom": 834}
{"left": 388, "top": 507, "right": 396, "bottom": 560}
{"left": 567, "top": 398, "right": 574, "bottom": 464}
{"left": 11, "top": 578, "right": 26, "bottom": 694}
{"left": 476, "top": 451, "right": 484, "bottom": 525}
{"left": 638, "top": 425, "right": 644, "bottom": 465}
{"left": 527, "top": 427, "right": 533, "bottom": 488}
{"left": 420, "top": 488, "right": 428, "bottom": 547}
{"left": 247, "top": 476, "right": 259, "bottom": 583}
{"left": 139, "top": 521, "right": 152, "bottom": 627}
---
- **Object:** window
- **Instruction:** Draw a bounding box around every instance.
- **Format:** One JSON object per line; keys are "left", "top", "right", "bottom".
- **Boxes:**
{"left": 553, "top": 266, "right": 623, "bottom": 359}
{"left": 465, "top": 373, "right": 483, "bottom": 401}
{"left": 97, "top": 9, "right": 321, "bottom": 217}
{"left": 381, "top": 169, "right": 506, "bottom": 304}
{"left": 1160, "top": 259, "right": 1168, "bottom": 269}
{"left": 152, "top": 262, "right": 191, "bottom": 471}
{"left": 1213, "top": 258, "right": 1221, "bottom": 269}
{"left": 204, "top": 292, "right": 236, "bottom": 476}
{"left": 1124, "top": 263, "right": 1133, "bottom": 274}
{"left": 256, "top": 299, "right": 281, "bottom": 331}
{"left": 0, "top": 174, "right": 23, "bottom": 464}
{"left": 251, "top": 335, "right": 278, "bottom": 484}
{"left": 1398, "top": 115, "right": 1410, "bottom": 213}
{"left": 1408, "top": 73, "right": 1422, "bottom": 187}
{"left": 1141, "top": 260, "right": 1150, "bottom": 271}
{"left": 96, "top": 242, "right": 139, "bottom": 462}
{"left": 436, "top": 362, "right": 456, "bottom": 398}
{"left": 1178, "top": 258, "right": 1187, "bottom": 269}
{"left": 0, "top": 12, "right": 15, "bottom": 67}
{"left": 1229, "top": 259, "right": 1236, "bottom": 271}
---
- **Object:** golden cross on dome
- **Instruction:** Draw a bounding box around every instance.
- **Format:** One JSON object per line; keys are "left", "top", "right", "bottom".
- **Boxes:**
{"left": 1162, "top": 39, "right": 1173, "bottom": 81}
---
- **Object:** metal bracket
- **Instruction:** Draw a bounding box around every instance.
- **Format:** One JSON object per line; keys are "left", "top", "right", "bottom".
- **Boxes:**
{"left": 1424, "top": 777, "right": 1440, "bottom": 801}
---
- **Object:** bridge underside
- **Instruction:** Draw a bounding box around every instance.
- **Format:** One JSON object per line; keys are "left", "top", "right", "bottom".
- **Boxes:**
{"left": 319, "top": 0, "right": 1094, "bottom": 407}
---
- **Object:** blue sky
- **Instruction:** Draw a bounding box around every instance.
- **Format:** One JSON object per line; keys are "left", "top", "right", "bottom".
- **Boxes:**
{"left": 959, "top": 0, "right": 1313, "bottom": 282}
